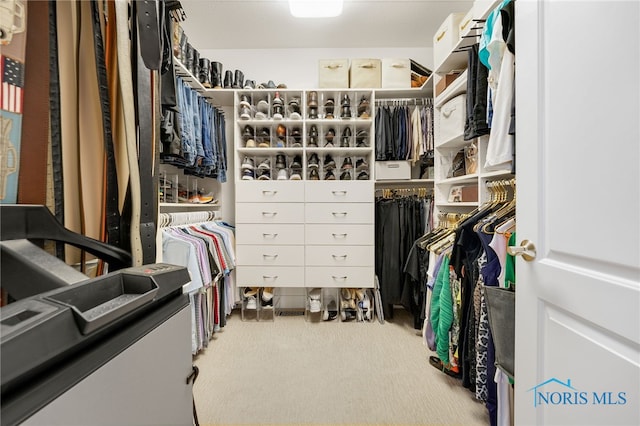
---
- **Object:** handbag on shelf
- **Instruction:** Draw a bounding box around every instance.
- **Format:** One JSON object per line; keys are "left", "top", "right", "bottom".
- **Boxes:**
{"left": 447, "top": 148, "right": 466, "bottom": 178}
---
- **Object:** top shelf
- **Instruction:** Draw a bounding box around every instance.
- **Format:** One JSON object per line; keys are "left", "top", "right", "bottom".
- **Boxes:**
{"left": 374, "top": 75, "right": 433, "bottom": 99}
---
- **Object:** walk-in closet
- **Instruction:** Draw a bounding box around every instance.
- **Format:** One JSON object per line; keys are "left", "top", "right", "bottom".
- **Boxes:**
{"left": 1, "top": 1, "right": 638, "bottom": 425}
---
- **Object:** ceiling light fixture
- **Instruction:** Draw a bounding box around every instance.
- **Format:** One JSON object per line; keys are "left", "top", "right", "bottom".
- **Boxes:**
{"left": 289, "top": 0, "right": 343, "bottom": 18}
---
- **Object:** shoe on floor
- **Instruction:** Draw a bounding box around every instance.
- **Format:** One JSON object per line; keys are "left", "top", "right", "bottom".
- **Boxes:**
{"left": 322, "top": 300, "right": 338, "bottom": 321}
{"left": 308, "top": 288, "right": 322, "bottom": 313}
{"left": 261, "top": 287, "right": 274, "bottom": 308}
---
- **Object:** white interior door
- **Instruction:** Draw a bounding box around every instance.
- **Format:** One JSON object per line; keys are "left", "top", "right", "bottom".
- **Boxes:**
{"left": 515, "top": 1, "right": 640, "bottom": 425}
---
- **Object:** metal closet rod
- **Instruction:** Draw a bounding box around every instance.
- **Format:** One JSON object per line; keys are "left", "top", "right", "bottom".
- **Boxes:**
{"left": 374, "top": 98, "right": 433, "bottom": 106}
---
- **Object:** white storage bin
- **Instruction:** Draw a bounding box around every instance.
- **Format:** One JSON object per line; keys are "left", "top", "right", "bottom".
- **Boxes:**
{"left": 374, "top": 161, "right": 411, "bottom": 180}
{"left": 437, "top": 94, "right": 467, "bottom": 144}
{"left": 382, "top": 58, "right": 411, "bottom": 89}
{"left": 349, "top": 59, "right": 382, "bottom": 88}
{"left": 433, "top": 12, "right": 465, "bottom": 69}
{"left": 318, "top": 59, "right": 349, "bottom": 88}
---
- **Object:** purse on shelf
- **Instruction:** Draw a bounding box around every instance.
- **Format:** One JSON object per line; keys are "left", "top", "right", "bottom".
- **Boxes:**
{"left": 448, "top": 148, "right": 466, "bottom": 178}
{"left": 465, "top": 142, "right": 478, "bottom": 175}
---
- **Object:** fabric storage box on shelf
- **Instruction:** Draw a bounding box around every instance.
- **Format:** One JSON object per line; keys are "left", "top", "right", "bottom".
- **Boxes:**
{"left": 349, "top": 59, "right": 382, "bottom": 88}
{"left": 433, "top": 12, "right": 465, "bottom": 69}
{"left": 437, "top": 93, "right": 467, "bottom": 144}
{"left": 374, "top": 161, "right": 411, "bottom": 180}
{"left": 318, "top": 59, "right": 349, "bottom": 88}
{"left": 382, "top": 58, "right": 411, "bottom": 89}
{"left": 435, "top": 71, "right": 462, "bottom": 97}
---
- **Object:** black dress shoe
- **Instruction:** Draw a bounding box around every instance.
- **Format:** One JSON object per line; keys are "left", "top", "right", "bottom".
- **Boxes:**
{"left": 233, "top": 70, "right": 244, "bottom": 89}
{"left": 223, "top": 70, "right": 233, "bottom": 89}
{"left": 211, "top": 62, "right": 223, "bottom": 89}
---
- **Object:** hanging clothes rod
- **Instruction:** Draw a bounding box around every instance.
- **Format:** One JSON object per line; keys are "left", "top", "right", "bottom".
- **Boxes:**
{"left": 374, "top": 98, "right": 432, "bottom": 106}
{"left": 159, "top": 211, "right": 218, "bottom": 228}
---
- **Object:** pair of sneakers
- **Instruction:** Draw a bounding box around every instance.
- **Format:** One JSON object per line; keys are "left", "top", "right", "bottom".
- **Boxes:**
{"left": 243, "top": 287, "right": 274, "bottom": 309}
{"left": 308, "top": 288, "right": 322, "bottom": 313}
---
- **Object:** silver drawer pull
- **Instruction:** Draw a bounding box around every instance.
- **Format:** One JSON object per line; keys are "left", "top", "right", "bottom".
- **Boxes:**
{"left": 263, "top": 275, "right": 278, "bottom": 280}
{"left": 331, "top": 275, "right": 348, "bottom": 281}
{"left": 332, "top": 254, "right": 348, "bottom": 260}
{"left": 262, "top": 212, "right": 278, "bottom": 217}
{"left": 332, "top": 212, "right": 348, "bottom": 217}
{"left": 262, "top": 190, "right": 278, "bottom": 196}
{"left": 262, "top": 233, "right": 278, "bottom": 238}
{"left": 263, "top": 254, "right": 279, "bottom": 259}
{"left": 332, "top": 233, "right": 348, "bottom": 238}
{"left": 331, "top": 190, "right": 347, "bottom": 196}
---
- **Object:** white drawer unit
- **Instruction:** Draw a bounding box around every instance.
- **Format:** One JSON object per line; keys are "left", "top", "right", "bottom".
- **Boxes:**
{"left": 236, "top": 181, "right": 305, "bottom": 203}
{"left": 305, "top": 267, "right": 375, "bottom": 288}
{"left": 305, "top": 202, "right": 374, "bottom": 224}
{"left": 234, "top": 90, "right": 376, "bottom": 292}
{"left": 305, "top": 245, "right": 374, "bottom": 267}
{"left": 236, "top": 224, "right": 305, "bottom": 245}
{"left": 305, "top": 224, "right": 375, "bottom": 245}
{"left": 236, "top": 202, "right": 305, "bottom": 224}
{"left": 304, "top": 181, "right": 374, "bottom": 203}
{"left": 237, "top": 266, "right": 305, "bottom": 288}
{"left": 237, "top": 245, "right": 305, "bottom": 266}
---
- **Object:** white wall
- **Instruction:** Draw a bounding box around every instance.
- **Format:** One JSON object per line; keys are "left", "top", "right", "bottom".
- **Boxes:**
{"left": 199, "top": 47, "right": 433, "bottom": 88}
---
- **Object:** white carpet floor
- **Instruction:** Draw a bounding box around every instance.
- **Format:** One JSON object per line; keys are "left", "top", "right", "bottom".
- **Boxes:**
{"left": 193, "top": 308, "right": 489, "bottom": 426}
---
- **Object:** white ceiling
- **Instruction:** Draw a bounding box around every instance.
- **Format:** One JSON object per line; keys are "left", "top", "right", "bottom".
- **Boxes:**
{"left": 178, "top": 0, "right": 473, "bottom": 50}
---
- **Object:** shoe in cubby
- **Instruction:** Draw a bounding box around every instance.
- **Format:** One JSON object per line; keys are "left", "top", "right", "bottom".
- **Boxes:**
{"left": 323, "top": 154, "right": 336, "bottom": 171}
{"left": 324, "top": 98, "right": 335, "bottom": 119}
{"left": 340, "top": 157, "right": 353, "bottom": 171}
{"left": 239, "top": 104, "right": 253, "bottom": 120}
{"left": 356, "top": 170, "right": 370, "bottom": 180}
{"left": 277, "top": 168, "right": 288, "bottom": 180}
{"left": 288, "top": 97, "right": 302, "bottom": 120}
{"left": 308, "top": 169, "right": 320, "bottom": 180}
{"left": 339, "top": 288, "right": 357, "bottom": 321}
{"left": 239, "top": 94, "right": 251, "bottom": 108}
{"left": 256, "top": 99, "right": 270, "bottom": 120}
{"left": 242, "top": 125, "right": 255, "bottom": 147}
{"left": 357, "top": 95, "right": 370, "bottom": 118}
{"left": 324, "top": 128, "right": 336, "bottom": 147}
{"left": 308, "top": 153, "right": 320, "bottom": 169}
{"left": 261, "top": 287, "right": 274, "bottom": 308}
{"left": 275, "top": 124, "right": 287, "bottom": 148}
{"left": 257, "top": 169, "right": 271, "bottom": 180}
{"left": 241, "top": 168, "right": 256, "bottom": 180}
{"left": 356, "top": 129, "right": 369, "bottom": 147}
{"left": 355, "top": 157, "right": 369, "bottom": 172}
{"left": 339, "top": 170, "right": 352, "bottom": 180}
{"left": 291, "top": 127, "right": 302, "bottom": 147}
{"left": 340, "top": 94, "right": 352, "bottom": 119}
{"left": 324, "top": 170, "right": 336, "bottom": 180}
{"left": 275, "top": 154, "right": 287, "bottom": 170}
{"left": 308, "top": 125, "right": 319, "bottom": 147}
{"left": 241, "top": 156, "right": 255, "bottom": 171}
{"left": 257, "top": 127, "right": 271, "bottom": 148}
{"left": 340, "top": 127, "right": 352, "bottom": 147}
{"left": 272, "top": 91, "right": 284, "bottom": 120}
{"left": 307, "top": 90, "right": 318, "bottom": 108}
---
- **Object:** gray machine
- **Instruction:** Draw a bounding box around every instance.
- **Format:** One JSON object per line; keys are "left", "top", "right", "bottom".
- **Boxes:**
{"left": 0, "top": 205, "right": 195, "bottom": 426}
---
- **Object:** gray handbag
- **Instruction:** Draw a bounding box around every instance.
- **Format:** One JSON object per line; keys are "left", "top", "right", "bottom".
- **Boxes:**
{"left": 483, "top": 285, "right": 515, "bottom": 379}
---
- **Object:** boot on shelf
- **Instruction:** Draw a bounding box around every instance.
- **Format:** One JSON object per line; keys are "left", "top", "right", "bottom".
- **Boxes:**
{"left": 211, "top": 62, "right": 223, "bottom": 89}
{"left": 223, "top": 70, "right": 233, "bottom": 89}
{"left": 233, "top": 69, "right": 244, "bottom": 89}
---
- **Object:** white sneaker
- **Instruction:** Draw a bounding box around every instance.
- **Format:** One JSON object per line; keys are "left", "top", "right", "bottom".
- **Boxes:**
{"left": 308, "top": 288, "right": 321, "bottom": 313}
{"left": 246, "top": 296, "right": 257, "bottom": 310}
{"left": 277, "top": 169, "right": 288, "bottom": 180}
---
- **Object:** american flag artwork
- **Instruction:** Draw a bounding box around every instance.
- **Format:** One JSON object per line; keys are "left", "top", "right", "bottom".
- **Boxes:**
{"left": 0, "top": 55, "right": 25, "bottom": 114}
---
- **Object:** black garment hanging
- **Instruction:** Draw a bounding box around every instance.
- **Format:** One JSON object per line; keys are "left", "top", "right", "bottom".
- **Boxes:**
{"left": 464, "top": 44, "right": 490, "bottom": 141}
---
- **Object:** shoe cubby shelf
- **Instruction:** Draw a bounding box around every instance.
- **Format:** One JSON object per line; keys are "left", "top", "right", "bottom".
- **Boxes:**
{"left": 235, "top": 89, "right": 375, "bottom": 182}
